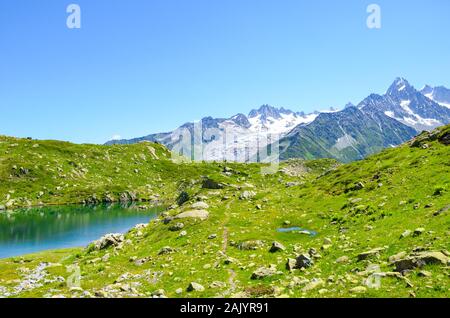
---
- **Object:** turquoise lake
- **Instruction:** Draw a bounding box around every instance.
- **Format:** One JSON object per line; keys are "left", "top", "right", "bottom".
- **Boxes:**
{"left": 0, "top": 204, "right": 161, "bottom": 259}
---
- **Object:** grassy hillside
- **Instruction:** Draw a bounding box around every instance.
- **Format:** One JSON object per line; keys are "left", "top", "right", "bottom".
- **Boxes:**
{"left": 0, "top": 125, "right": 449, "bottom": 298}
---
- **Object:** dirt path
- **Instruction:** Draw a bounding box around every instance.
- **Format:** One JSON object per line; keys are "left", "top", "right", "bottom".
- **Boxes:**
{"left": 219, "top": 199, "right": 236, "bottom": 295}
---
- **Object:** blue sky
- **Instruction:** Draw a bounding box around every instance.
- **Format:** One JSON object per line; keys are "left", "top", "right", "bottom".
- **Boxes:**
{"left": 0, "top": 0, "right": 449, "bottom": 144}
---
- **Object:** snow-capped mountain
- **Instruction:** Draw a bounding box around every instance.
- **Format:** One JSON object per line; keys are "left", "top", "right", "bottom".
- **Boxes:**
{"left": 106, "top": 105, "right": 318, "bottom": 161}
{"left": 357, "top": 78, "right": 450, "bottom": 131}
{"left": 106, "top": 78, "right": 450, "bottom": 163}
{"left": 421, "top": 85, "right": 450, "bottom": 109}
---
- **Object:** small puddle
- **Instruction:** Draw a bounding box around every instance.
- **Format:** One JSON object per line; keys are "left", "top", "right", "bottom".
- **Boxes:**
{"left": 277, "top": 227, "right": 318, "bottom": 237}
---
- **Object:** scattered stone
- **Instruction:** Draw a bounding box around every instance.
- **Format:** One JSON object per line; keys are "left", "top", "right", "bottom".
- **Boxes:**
{"left": 158, "top": 246, "right": 174, "bottom": 255}
{"left": 357, "top": 247, "right": 385, "bottom": 261}
{"left": 336, "top": 256, "right": 349, "bottom": 264}
{"left": 417, "top": 270, "right": 432, "bottom": 277}
{"left": 134, "top": 257, "right": 152, "bottom": 266}
{"left": 175, "top": 288, "right": 183, "bottom": 294}
{"left": 302, "top": 278, "right": 324, "bottom": 292}
{"left": 239, "top": 191, "right": 256, "bottom": 200}
{"left": 208, "top": 234, "right": 217, "bottom": 240}
{"left": 178, "top": 231, "right": 187, "bottom": 237}
{"left": 174, "top": 210, "right": 209, "bottom": 221}
{"left": 169, "top": 223, "right": 185, "bottom": 231}
{"left": 237, "top": 240, "right": 264, "bottom": 250}
{"left": 187, "top": 282, "right": 205, "bottom": 292}
{"left": 433, "top": 204, "right": 450, "bottom": 217}
{"left": 176, "top": 191, "right": 190, "bottom": 206}
{"left": 323, "top": 237, "right": 332, "bottom": 245}
{"left": 202, "top": 178, "right": 224, "bottom": 189}
{"left": 101, "top": 253, "right": 110, "bottom": 262}
{"left": 91, "top": 233, "right": 124, "bottom": 251}
{"left": 209, "top": 281, "right": 226, "bottom": 289}
{"left": 251, "top": 265, "right": 278, "bottom": 280}
{"left": 283, "top": 220, "right": 291, "bottom": 226}
{"left": 0, "top": 205, "right": 5, "bottom": 211}
{"left": 269, "top": 241, "right": 286, "bottom": 253}
{"left": 191, "top": 201, "right": 209, "bottom": 209}
{"left": 294, "top": 254, "right": 314, "bottom": 269}
{"left": 286, "top": 258, "right": 297, "bottom": 272}
{"left": 393, "top": 251, "right": 449, "bottom": 272}
{"left": 400, "top": 230, "right": 412, "bottom": 239}
{"left": 151, "top": 289, "right": 166, "bottom": 297}
{"left": 413, "top": 228, "right": 425, "bottom": 237}
{"left": 388, "top": 251, "right": 407, "bottom": 263}
{"left": 350, "top": 286, "right": 367, "bottom": 293}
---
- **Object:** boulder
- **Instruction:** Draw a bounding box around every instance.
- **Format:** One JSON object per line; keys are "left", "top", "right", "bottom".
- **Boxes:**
{"left": 350, "top": 286, "right": 367, "bottom": 293}
{"left": 237, "top": 240, "right": 264, "bottom": 250}
{"left": 239, "top": 191, "right": 256, "bottom": 200}
{"left": 92, "top": 233, "right": 124, "bottom": 250}
{"left": 174, "top": 210, "right": 209, "bottom": 221}
{"left": 286, "top": 258, "right": 297, "bottom": 272}
{"left": 202, "top": 178, "right": 224, "bottom": 189}
{"left": 400, "top": 230, "right": 412, "bottom": 239}
{"left": 270, "top": 241, "right": 286, "bottom": 253}
{"left": 335, "top": 256, "right": 350, "bottom": 264}
{"left": 187, "top": 282, "right": 205, "bottom": 292}
{"left": 191, "top": 201, "right": 209, "bottom": 209}
{"left": 393, "top": 251, "right": 449, "bottom": 272}
{"left": 413, "top": 228, "right": 425, "bottom": 237}
{"left": 158, "top": 246, "right": 174, "bottom": 255}
{"left": 251, "top": 265, "right": 278, "bottom": 280}
{"left": 294, "top": 254, "right": 314, "bottom": 269}
{"left": 388, "top": 251, "right": 407, "bottom": 263}
{"left": 357, "top": 247, "right": 385, "bottom": 261}
{"left": 302, "top": 278, "right": 324, "bottom": 292}
{"left": 169, "top": 223, "right": 185, "bottom": 231}
{"left": 176, "top": 191, "right": 190, "bottom": 206}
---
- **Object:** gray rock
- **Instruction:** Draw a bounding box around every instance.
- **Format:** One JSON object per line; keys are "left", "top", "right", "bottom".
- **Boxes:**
{"left": 202, "top": 178, "right": 224, "bottom": 189}
{"left": 393, "top": 251, "right": 449, "bottom": 272}
{"left": 151, "top": 289, "right": 166, "bottom": 297}
{"left": 169, "top": 223, "right": 185, "bottom": 231}
{"left": 238, "top": 240, "right": 264, "bottom": 250}
{"left": 357, "top": 247, "right": 385, "bottom": 261}
{"left": 187, "top": 282, "right": 205, "bottom": 292}
{"left": 158, "top": 246, "right": 174, "bottom": 255}
{"left": 270, "top": 241, "right": 286, "bottom": 253}
{"left": 400, "top": 230, "right": 412, "bottom": 238}
{"left": 251, "top": 265, "right": 278, "bottom": 279}
{"left": 191, "top": 201, "right": 209, "bottom": 209}
{"left": 239, "top": 191, "right": 256, "bottom": 200}
{"left": 286, "top": 258, "right": 297, "bottom": 271}
{"left": 350, "top": 286, "right": 367, "bottom": 293}
{"left": 302, "top": 278, "right": 324, "bottom": 292}
{"left": 335, "top": 256, "right": 349, "bottom": 264}
{"left": 174, "top": 210, "right": 209, "bottom": 221}
{"left": 92, "top": 233, "right": 124, "bottom": 250}
{"left": 388, "top": 251, "right": 407, "bottom": 263}
{"left": 413, "top": 228, "right": 425, "bottom": 237}
{"left": 208, "top": 234, "right": 217, "bottom": 240}
{"left": 294, "top": 254, "right": 314, "bottom": 269}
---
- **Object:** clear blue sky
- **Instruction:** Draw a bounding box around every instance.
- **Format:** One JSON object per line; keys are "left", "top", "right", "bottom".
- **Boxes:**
{"left": 1, "top": 0, "right": 449, "bottom": 143}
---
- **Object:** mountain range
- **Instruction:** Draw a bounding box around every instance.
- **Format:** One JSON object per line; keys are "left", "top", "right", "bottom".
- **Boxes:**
{"left": 106, "top": 78, "right": 450, "bottom": 162}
